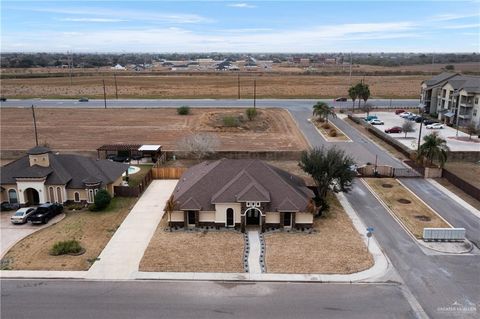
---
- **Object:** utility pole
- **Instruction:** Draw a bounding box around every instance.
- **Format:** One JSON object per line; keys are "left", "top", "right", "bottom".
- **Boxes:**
{"left": 103, "top": 79, "right": 107, "bottom": 109}
{"left": 253, "top": 78, "right": 256, "bottom": 109}
{"left": 238, "top": 74, "right": 241, "bottom": 99}
{"left": 31, "top": 105, "right": 39, "bottom": 146}
{"left": 349, "top": 52, "right": 352, "bottom": 84}
{"left": 114, "top": 73, "right": 119, "bottom": 99}
{"left": 69, "top": 51, "right": 73, "bottom": 86}
{"left": 417, "top": 114, "right": 423, "bottom": 152}
{"left": 431, "top": 53, "right": 435, "bottom": 76}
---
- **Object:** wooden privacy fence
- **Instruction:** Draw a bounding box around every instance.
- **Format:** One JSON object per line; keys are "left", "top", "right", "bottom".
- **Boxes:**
{"left": 152, "top": 167, "right": 187, "bottom": 179}
{"left": 114, "top": 169, "right": 154, "bottom": 197}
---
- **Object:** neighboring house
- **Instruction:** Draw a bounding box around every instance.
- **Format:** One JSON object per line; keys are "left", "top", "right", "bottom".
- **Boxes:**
{"left": 0, "top": 146, "right": 128, "bottom": 206}
{"left": 111, "top": 64, "right": 126, "bottom": 70}
{"left": 420, "top": 72, "right": 459, "bottom": 115}
{"left": 168, "top": 159, "right": 316, "bottom": 232}
{"left": 435, "top": 75, "right": 480, "bottom": 127}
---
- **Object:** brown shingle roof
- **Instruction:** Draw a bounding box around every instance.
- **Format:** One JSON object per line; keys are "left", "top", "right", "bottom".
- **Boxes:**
{"left": 173, "top": 159, "right": 314, "bottom": 212}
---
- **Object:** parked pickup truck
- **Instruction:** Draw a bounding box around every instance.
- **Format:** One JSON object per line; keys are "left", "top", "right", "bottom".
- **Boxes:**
{"left": 27, "top": 203, "right": 63, "bottom": 224}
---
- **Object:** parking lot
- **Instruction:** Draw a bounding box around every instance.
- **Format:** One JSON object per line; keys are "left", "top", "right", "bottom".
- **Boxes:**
{"left": 360, "top": 111, "right": 480, "bottom": 151}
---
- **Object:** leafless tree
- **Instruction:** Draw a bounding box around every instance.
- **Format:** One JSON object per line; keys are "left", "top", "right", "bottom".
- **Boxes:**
{"left": 401, "top": 120, "right": 415, "bottom": 138}
{"left": 177, "top": 133, "right": 220, "bottom": 160}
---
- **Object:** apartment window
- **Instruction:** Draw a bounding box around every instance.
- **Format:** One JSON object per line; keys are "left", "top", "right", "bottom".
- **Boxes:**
{"left": 474, "top": 110, "right": 477, "bottom": 117}
{"left": 475, "top": 98, "right": 479, "bottom": 105}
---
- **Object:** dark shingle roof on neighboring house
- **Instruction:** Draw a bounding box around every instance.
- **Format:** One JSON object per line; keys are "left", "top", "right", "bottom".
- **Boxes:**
{"left": 1, "top": 151, "right": 128, "bottom": 189}
{"left": 173, "top": 159, "right": 314, "bottom": 212}
{"left": 26, "top": 146, "right": 51, "bottom": 155}
{"left": 423, "top": 72, "right": 459, "bottom": 88}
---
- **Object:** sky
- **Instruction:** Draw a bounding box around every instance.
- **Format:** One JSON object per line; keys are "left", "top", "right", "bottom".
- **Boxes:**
{"left": 1, "top": 0, "right": 479, "bottom": 53}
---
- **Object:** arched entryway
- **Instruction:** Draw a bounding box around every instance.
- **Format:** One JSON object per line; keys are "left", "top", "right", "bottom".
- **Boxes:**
{"left": 245, "top": 207, "right": 262, "bottom": 226}
{"left": 24, "top": 188, "right": 40, "bottom": 205}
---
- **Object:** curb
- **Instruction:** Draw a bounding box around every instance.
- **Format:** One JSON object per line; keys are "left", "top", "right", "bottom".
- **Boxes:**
{"left": 308, "top": 118, "right": 353, "bottom": 143}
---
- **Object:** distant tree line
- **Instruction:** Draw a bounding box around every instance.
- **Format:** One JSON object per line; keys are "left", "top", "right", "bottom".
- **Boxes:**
{"left": 0, "top": 52, "right": 478, "bottom": 68}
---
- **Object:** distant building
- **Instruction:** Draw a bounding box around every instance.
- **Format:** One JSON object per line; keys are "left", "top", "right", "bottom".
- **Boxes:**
{"left": 422, "top": 73, "right": 480, "bottom": 127}
{"left": 111, "top": 64, "right": 126, "bottom": 70}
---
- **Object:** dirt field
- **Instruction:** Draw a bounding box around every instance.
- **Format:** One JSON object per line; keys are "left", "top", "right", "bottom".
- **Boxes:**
{"left": 264, "top": 193, "right": 373, "bottom": 274}
{"left": 139, "top": 217, "right": 244, "bottom": 273}
{"left": 365, "top": 178, "right": 450, "bottom": 238}
{"left": 443, "top": 162, "right": 480, "bottom": 189}
{"left": 2, "top": 197, "right": 136, "bottom": 270}
{"left": 0, "top": 107, "right": 308, "bottom": 153}
{"left": 1, "top": 74, "right": 428, "bottom": 99}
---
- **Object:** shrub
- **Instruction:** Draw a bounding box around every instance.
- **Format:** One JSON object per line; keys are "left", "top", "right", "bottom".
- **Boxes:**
{"left": 177, "top": 105, "right": 190, "bottom": 115}
{"left": 94, "top": 189, "right": 111, "bottom": 211}
{"left": 222, "top": 116, "right": 239, "bottom": 127}
{"left": 329, "top": 129, "right": 337, "bottom": 137}
{"left": 245, "top": 108, "right": 257, "bottom": 121}
{"left": 322, "top": 123, "right": 331, "bottom": 129}
{"left": 317, "top": 117, "right": 325, "bottom": 123}
{"left": 67, "top": 203, "right": 85, "bottom": 211}
{"left": 339, "top": 109, "right": 345, "bottom": 114}
{"left": 50, "top": 240, "right": 83, "bottom": 256}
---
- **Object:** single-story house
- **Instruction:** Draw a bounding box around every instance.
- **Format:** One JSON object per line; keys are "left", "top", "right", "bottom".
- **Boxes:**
{"left": 168, "top": 159, "right": 316, "bottom": 232}
{"left": 1, "top": 146, "right": 128, "bottom": 206}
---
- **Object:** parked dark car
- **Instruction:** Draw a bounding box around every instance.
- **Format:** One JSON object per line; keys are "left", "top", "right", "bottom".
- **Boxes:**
{"left": 1, "top": 201, "right": 20, "bottom": 211}
{"left": 0, "top": 97, "right": 7, "bottom": 102}
{"left": 406, "top": 114, "right": 418, "bottom": 120}
{"left": 423, "top": 119, "right": 438, "bottom": 125}
{"left": 27, "top": 203, "right": 63, "bottom": 224}
{"left": 395, "top": 109, "right": 405, "bottom": 115}
{"left": 414, "top": 116, "right": 425, "bottom": 123}
{"left": 334, "top": 97, "right": 348, "bottom": 102}
{"left": 78, "top": 97, "right": 89, "bottom": 102}
{"left": 385, "top": 126, "right": 403, "bottom": 133}
{"left": 112, "top": 155, "right": 129, "bottom": 162}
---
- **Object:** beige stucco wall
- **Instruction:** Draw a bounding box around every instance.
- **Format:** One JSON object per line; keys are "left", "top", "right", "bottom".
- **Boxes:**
{"left": 16, "top": 180, "right": 47, "bottom": 204}
{"left": 1, "top": 184, "right": 17, "bottom": 202}
{"left": 199, "top": 211, "right": 215, "bottom": 222}
{"left": 66, "top": 189, "right": 88, "bottom": 202}
{"left": 296, "top": 212, "right": 313, "bottom": 224}
{"left": 215, "top": 203, "right": 242, "bottom": 224}
{"left": 28, "top": 154, "right": 49, "bottom": 167}
{"left": 170, "top": 211, "right": 184, "bottom": 222}
{"left": 265, "top": 212, "right": 280, "bottom": 224}
{"left": 107, "top": 176, "right": 124, "bottom": 195}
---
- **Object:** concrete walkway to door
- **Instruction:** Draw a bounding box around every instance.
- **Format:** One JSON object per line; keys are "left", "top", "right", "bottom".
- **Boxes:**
{"left": 247, "top": 230, "right": 262, "bottom": 274}
{"left": 86, "top": 180, "right": 178, "bottom": 280}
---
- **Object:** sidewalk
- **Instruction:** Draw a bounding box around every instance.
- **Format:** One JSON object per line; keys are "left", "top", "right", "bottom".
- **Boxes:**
{"left": 86, "top": 180, "right": 178, "bottom": 280}
{"left": 247, "top": 230, "right": 262, "bottom": 274}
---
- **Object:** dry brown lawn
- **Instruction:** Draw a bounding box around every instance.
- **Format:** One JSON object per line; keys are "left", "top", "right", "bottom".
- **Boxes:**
{"left": 139, "top": 217, "right": 244, "bottom": 273}
{"left": 443, "top": 162, "right": 480, "bottom": 189}
{"left": 264, "top": 193, "right": 373, "bottom": 274}
{"left": 0, "top": 107, "right": 308, "bottom": 153}
{"left": 312, "top": 119, "right": 350, "bottom": 142}
{"left": 365, "top": 178, "right": 450, "bottom": 238}
{"left": 1, "top": 74, "right": 428, "bottom": 99}
{"left": 2, "top": 197, "right": 137, "bottom": 270}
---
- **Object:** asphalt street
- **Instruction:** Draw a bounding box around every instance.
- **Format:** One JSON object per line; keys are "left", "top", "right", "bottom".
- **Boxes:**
{"left": 345, "top": 181, "right": 480, "bottom": 319}
{"left": 0, "top": 98, "right": 419, "bottom": 109}
{"left": 0, "top": 280, "right": 415, "bottom": 319}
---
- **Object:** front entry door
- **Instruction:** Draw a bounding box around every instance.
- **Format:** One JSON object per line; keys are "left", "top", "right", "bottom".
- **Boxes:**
{"left": 246, "top": 209, "right": 260, "bottom": 225}
{"left": 284, "top": 212, "right": 292, "bottom": 227}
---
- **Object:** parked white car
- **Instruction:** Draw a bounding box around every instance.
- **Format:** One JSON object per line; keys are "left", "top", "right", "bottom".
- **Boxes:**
{"left": 399, "top": 112, "right": 413, "bottom": 118}
{"left": 369, "top": 119, "right": 384, "bottom": 125}
{"left": 426, "top": 123, "right": 445, "bottom": 129}
{"left": 11, "top": 207, "right": 36, "bottom": 224}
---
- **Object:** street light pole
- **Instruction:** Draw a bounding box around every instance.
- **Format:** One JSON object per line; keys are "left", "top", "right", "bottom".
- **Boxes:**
{"left": 237, "top": 74, "right": 240, "bottom": 99}
{"left": 31, "top": 104, "right": 39, "bottom": 146}
{"left": 114, "top": 73, "right": 119, "bottom": 99}
{"left": 103, "top": 79, "right": 107, "bottom": 109}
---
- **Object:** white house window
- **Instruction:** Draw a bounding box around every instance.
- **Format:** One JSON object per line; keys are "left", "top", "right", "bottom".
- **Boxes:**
{"left": 74, "top": 192, "right": 80, "bottom": 202}
{"left": 56, "top": 187, "right": 63, "bottom": 203}
{"left": 8, "top": 189, "right": 18, "bottom": 204}
{"left": 87, "top": 189, "right": 95, "bottom": 203}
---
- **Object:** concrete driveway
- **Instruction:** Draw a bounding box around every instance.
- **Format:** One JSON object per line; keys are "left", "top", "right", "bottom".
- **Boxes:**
{"left": 1, "top": 211, "right": 64, "bottom": 258}
{"left": 87, "top": 180, "right": 178, "bottom": 280}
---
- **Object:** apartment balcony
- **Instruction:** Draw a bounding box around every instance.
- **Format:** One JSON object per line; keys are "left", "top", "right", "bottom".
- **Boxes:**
{"left": 460, "top": 102, "right": 474, "bottom": 108}
{"left": 458, "top": 114, "right": 472, "bottom": 119}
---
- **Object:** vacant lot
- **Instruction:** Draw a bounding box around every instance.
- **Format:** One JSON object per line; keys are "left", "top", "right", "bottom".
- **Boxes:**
{"left": 264, "top": 193, "right": 373, "bottom": 274}
{"left": 1, "top": 74, "right": 428, "bottom": 99}
{"left": 365, "top": 178, "right": 450, "bottom": 238}
{"left": 139, "top": 217, "right": 244, "bottom": 273}
{"left": 2, "top": 197, "right": 137, "bottom": 270}
{"left": 0, "top": 108, "right": 308, "bottom": 153}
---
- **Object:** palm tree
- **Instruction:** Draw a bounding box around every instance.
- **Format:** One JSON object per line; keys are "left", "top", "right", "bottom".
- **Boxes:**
{"left": 360, "top": 84, "right": 370, "bottom": 107}
{"left": 354, "top": 82, "right": 365, "bottom": 109}
{"left": 417, "top": 132, "right": 450, "bottom": 168}
{"left": 164, "top": 195, "right": 176, "bottom": 227}
{"left": 312, "top": 101, "right": 329, "bottom": 120}
{"left": 348, "top": 86, "right": 358, "bottom": 113}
